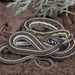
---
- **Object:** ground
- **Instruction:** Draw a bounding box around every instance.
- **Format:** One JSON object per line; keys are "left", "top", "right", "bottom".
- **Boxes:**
{"left": 0, "top": 1, "right": 75, "bottom": 75}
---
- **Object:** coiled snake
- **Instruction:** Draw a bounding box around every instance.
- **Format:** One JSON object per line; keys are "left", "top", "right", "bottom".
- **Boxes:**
{"left": 0, "top": 18, "right": 75, "bottom": 69}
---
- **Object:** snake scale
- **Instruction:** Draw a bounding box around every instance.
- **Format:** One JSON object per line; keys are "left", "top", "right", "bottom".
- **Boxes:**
{"left": 0, "top": 18, "right": 75, "bottom": 69}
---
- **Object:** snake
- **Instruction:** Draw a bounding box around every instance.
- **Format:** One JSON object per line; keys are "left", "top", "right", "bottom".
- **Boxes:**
{"left": 0, "top": 18, "right": 75, "bottom": 69}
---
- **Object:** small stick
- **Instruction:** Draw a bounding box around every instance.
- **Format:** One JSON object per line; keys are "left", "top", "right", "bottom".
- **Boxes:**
{"left": 57, "top": 9, "right": 75, "bottom": 16}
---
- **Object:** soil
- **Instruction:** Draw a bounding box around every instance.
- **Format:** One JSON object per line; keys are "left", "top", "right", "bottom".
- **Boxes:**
{"left": 0, "top": 1, "right": 75, "bottom": 75}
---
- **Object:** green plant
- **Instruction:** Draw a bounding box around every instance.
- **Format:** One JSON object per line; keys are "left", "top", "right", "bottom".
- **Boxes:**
{"left": 7, "top": 0, "right": 75, "bottom": 17}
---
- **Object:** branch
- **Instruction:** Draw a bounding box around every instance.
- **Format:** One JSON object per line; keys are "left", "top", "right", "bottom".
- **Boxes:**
{"left": 57, "top": 9, "right": 75, "bottom": 16}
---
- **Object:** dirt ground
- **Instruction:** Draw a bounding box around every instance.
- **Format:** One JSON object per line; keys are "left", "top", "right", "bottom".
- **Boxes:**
{"left": 0, "top": 1, "right": 75, "bottom": 75}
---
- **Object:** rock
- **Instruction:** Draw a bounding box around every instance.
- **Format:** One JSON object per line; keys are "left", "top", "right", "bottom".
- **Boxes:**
{"left": 32, "top": 25, "right": 45, "bottom": 32}
{"left": 65, "top": 24, "right": 71, "bottom": 30}
{"left": 69, "top": 4, "right": 75, "bottom": 10}
{"left": 69, "top": 5, "right": 75, "bottom": 24}
{"left": 69, "top": 10, "right": 75, "bottom": 24}
{"left": 3, "top": 3, "right": 35, "bottom": 32}
{"left": 0, "top": 2, "right": 6, "bottom": 25}
{"left": 65, "top": 24, "right": 75, "bottom": 38}
{"left": 69, "top": 24, "right": 75, "bottom": 38}
{"left": 51, "top": 16, "right": 63, "bottom": 25}
{"left": 0, "top": 15, "right": 6, "bottom": 25}
{"left": 62, "top": 14, "right": 72, "bottom": 26}
{"left": 0, "top": 3, "right": 4, "bottom": 15}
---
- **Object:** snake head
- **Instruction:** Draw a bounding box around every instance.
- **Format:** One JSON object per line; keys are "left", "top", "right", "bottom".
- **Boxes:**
{"left": 44, "top": 36, "right": 65, "bottom": 45}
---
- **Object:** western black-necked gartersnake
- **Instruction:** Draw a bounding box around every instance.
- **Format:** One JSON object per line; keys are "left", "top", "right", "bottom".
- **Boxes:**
{"left": 0, "top": 18, "right": 75, "bottom": 69}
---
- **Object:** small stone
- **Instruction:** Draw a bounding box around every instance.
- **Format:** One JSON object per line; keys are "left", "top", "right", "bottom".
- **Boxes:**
{"left": 32, "top": 25, "right": 45, "bottom": 32}
{"left": 0, "top": 2, "right": 4, "bottom": 15}
{"left": 51, "top": 16, "right": 63, "bottom": 25}
{"left": 0, "top": 15, "right": 6, "bottom": 25}
{"left": 70, "top": 4, "right": 75, "bottom": 10}
{"left": 0, "top": 2, "right": 6, "bottom": 25}
{"left": 69, "top": 5, "right": 75, "bottom": 24}
{"left": 62, "top": 14, "right": 72, "bottom": 26}
{"left": 3, "top": 3, "right": 35, "bottom": 32}
{"left": 69, "top": 24, "right": 75, "bottom": 38}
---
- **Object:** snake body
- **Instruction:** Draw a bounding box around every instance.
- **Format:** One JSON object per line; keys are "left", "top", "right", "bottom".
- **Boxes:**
{"left": 0, "top": 18, "right": 75, "bottom": 69}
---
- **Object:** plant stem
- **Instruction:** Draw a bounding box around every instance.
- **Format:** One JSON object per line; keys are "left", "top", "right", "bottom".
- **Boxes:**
{"left": 57, "top": 9, "right": 75, "bottom": 16}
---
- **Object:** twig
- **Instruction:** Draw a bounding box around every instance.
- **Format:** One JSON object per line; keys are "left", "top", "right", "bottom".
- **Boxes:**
{"left": 57, "top": 9, "right": 75, "bottom": 16}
